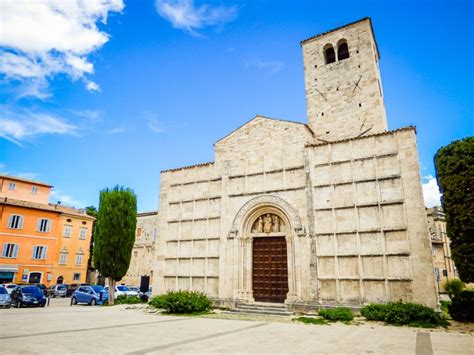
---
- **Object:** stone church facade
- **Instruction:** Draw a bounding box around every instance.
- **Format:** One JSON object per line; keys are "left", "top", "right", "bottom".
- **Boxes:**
{"left": 153, "top": 18, "right": 438, "bottom": 309}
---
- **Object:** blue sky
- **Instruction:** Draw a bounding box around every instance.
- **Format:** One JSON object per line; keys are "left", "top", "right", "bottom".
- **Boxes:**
{"left": 0, "top": 0, "right": 473, "bottom": 211}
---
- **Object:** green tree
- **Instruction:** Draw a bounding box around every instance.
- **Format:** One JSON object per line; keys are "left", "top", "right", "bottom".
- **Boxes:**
{"left": 435, "top": 137, "right": 474, "bottom": 282}
{"left": 93, "top": 186, "right": 137, "bottom": 304}
{"left": 85, "top": 206, "right": 98, "bottom": 283}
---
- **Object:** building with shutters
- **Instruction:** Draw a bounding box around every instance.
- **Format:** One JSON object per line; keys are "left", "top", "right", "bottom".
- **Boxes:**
{"left": 152, "top": 18, "right": 438, "bottom": 309}
{"left": 0, "top": 175, "right": 94, "bottom": 286}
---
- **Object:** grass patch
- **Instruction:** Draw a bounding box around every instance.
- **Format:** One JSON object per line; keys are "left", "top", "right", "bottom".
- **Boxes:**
{"left": 295, "top": 316, "right": 329, "bottom": 325}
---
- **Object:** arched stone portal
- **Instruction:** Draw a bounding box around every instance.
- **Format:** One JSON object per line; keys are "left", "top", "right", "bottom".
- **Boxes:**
{"left": 229, "top": 195, "right": 304, "bottom": 304}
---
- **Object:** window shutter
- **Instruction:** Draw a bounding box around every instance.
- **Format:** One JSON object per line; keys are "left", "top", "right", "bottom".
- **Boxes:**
{"left": 36, "top": 219, "right": 41, "bottom": 231}
{"left": 13, "top": 244, "right": 19, "bottom": 258}
{"left": 1, "top": 244, "right": 5, "bottom": 257}
{"left": 46, "top": 220, "right": 51, "bottom": 233}
{"left": 8, "top": 215, "right": 13, "bottom": 228}
{"left": 42, "top": 246, "right": 48, "bottom": 259}
{"left": 32, "top": 246, "right": 37, "bottom": 259}
{"left": 19, "top": 216, "right": 24, "bottom": 229}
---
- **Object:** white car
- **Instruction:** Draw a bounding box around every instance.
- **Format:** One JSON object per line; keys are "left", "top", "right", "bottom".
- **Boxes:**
{"left": 3, "top": 284, "right": 17, "bottom": 295}
{"left": 104, "top": 285, "right": 139, "bottom": 298}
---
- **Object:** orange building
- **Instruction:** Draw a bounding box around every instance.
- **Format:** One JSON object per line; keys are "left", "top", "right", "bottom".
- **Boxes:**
{"left": 52, "top": 206, "right": 94, "bottom": 285}
{"left": 0, "top": 175, "right": 94, "bottom": 286}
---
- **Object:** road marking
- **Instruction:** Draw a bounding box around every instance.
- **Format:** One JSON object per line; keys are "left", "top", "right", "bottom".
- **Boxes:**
{"left": 0, "top": 318, "right": 190, "bottom": 340}
{"left": 127, "top": 322, "right": 268, "bottom": 354}
{"left": 415, "top": 332, "right": 433, "bottom": 355}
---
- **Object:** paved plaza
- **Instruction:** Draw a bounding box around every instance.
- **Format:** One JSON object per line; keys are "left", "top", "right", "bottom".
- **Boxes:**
{"left": 0, "top": 298, "right": 472, "bottom": 354}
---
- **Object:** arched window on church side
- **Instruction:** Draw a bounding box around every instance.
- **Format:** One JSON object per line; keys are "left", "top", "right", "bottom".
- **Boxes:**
{"left": 324, "top": 44, "right": 336, "bottom": 64}
{"left": 337, "top": 40, "right": 350, "bottom": 61}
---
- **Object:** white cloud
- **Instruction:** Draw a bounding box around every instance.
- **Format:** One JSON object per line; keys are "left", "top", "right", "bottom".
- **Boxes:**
{"left": 86, "top": 81, "right": 101, "bottom": 93}
{"left": 106, "top": 127, "right": 128, "bottom": 134}
{"left": 155, "top": 0, "right": 237, "bottom": 36}
{"left": 51, "top": 189, "right": 83, "bottom": 207}
{"left": 0, "top": 0, "right": 124, "bottom": 97}
{"left": 145, "top": 111, "right": 166, "bottom": 133}
{"left": 245, "top": 59, "right": 284, "bottom": 74}
{"left": 0, "top": 107, "right": 78, "bottom": 146}
{"left": 422, "top": 175, "right": 442, "bottom": 208}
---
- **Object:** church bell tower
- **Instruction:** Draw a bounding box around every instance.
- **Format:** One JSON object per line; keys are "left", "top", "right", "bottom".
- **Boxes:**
{"left": 301, "top": 17, "right": 388, "bottom": 142}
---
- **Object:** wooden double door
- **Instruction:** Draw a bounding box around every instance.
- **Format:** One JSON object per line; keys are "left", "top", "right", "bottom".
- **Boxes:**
{"left": 252, "top": 236, "right": 289, "bottom": 303}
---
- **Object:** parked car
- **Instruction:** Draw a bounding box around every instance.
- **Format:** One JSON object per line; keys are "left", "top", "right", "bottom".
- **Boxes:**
{"left": 66, "top": 283, "right": 88, "bottom": 297}
{"left": 104, "top": 285, "right": 139, "bottom": 298}
{"left": 28, "top": 283, "right": 47, "bottom": 296}
{"left": 2, "top": 284, "right": 17, "bottom": 295}
{"left": 71, "top": 285, "right": 108, "bottom": 306}
{"left": 0, "top": 286, "right": 12, "bottom": 308}
{"left": 10, "top": 285, "right": 47, "bottom": 308}
{"left": 47, "top": 284, "right": 67, "bottom": 297}
{"left": 127, "top": 286, "right": 140, "bottom": 294}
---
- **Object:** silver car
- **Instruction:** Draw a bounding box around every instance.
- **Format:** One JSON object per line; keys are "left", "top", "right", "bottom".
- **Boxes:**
{"left": 0, "top": 286, "right": 12, "bottom": 308}
{"left": 48, "top": 284, "right": 67, "bottom": 297}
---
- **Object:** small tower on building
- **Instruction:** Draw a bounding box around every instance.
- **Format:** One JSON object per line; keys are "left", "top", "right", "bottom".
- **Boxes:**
{"left": 301, "top": 17, "right": 388, "bottom": 141}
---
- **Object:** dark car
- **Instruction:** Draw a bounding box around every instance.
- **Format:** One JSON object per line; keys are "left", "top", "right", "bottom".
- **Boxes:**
{"left": 11, "top": 285, "right": 47, "bottom": 308}
{"left": 30, "top": 283, "right": 47, "bottom": 296}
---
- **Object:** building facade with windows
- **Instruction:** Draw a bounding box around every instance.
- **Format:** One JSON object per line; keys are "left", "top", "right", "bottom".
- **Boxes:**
{"left": 120, "top": 211, "right": 158, "bottom": 287}
{"left": 0, "top": 175, "right": 94, "bottom": 286}
{"left": 153, "top": 18, "right": 438, "bottom": 309}
{"left": 52, "top": 206, "right": 94, "bottom": 285}
{"left": 427, "top": 207, "right": 457, "bottom": 292}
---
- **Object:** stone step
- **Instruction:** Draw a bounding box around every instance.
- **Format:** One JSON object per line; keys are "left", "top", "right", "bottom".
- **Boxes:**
{"left": 226, "top": 309, "right": 293, "bottom": 317}
{"left": 237, "top": 304, "right": 289, "bottom": 313}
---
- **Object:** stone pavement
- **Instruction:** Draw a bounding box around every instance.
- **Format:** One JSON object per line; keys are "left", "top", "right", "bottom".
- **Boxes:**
{"left": 0, "top": 298, "right": 472, "bottom": 354}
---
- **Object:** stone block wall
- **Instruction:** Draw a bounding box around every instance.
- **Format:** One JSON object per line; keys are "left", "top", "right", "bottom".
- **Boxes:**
{"left": 301, "top": 18, "right": 387, "bottom": 141}
{"left": 306, "top": 127, "right": 437, "bottom": 307}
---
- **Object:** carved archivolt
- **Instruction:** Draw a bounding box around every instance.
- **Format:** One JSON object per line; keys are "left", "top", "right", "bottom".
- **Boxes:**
{"left": 229, "top": 195, "right": 304, "bottom": 238}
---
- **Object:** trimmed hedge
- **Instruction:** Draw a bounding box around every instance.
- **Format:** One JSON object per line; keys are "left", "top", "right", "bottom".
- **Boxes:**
{"left": 361, "top": 302, "right": 447, "bottom": 327}
{"left": 448, "top": 289, "right": 474, "bottom": 322}
{"left": 318, "top": 307, "right": 353, "bottom": 322}
{"left": 149, "top": 291, "right": 212, "bottom": 314}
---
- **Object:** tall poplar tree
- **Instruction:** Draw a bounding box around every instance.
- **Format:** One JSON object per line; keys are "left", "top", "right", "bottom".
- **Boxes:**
{"left": 93, "top": 186, "right": 137, "bottom": 304}
{"left": 435, "top": 136, "right": 474, "bottom": 282}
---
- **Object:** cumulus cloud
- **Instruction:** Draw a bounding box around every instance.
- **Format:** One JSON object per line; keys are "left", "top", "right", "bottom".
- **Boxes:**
{"left": 0, "top": 107, "right": 78, "bottom": 146}
{"left": 0, "top": 0, "right": 124, "bottom": 97}
{"left": 422, "top": 175, "right": 442, "bottom": 208}
{"left": 155, "top": 0, "right": 237, "bottom": 36}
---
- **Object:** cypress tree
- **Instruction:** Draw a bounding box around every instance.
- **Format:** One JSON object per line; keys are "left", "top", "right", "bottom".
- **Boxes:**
{"left": 93, "top": 186, "right": 137, "bottom": 304}
{"left": 435, "top": 137, "right": 474, "bottom": 283}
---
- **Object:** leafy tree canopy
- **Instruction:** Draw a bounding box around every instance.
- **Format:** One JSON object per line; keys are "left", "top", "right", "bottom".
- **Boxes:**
{"left": 93, "top": 186, "right": 137, "bottom": 281}
{"left": 435, "top": 136, "right": 474, "bottom": 282}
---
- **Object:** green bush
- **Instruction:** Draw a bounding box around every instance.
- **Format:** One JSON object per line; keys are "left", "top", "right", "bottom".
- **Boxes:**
{"left": 318, "top": 307, "right": 353, "bottom": 322}
{"left": 114, "top": 295, "right": 142, "bottom": 304}
{"left": 360, "top": 304, "right": 387, "bottom": 321}
{"left": 149, "top": 291, "right": 213, "bottom": 314}
{"left": 360, "top": 302, "right": 447, "bottom": 327}
{"left": 448, "top": 289, "right": 474, "bottom": 322}
{"left": 444, "top": 279, "right": 465, "bottom": 299}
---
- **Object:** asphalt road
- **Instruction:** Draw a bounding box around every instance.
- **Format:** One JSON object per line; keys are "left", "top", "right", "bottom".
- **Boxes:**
{"left": 0, "top": 298, "right": 472, "bottom": 354}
